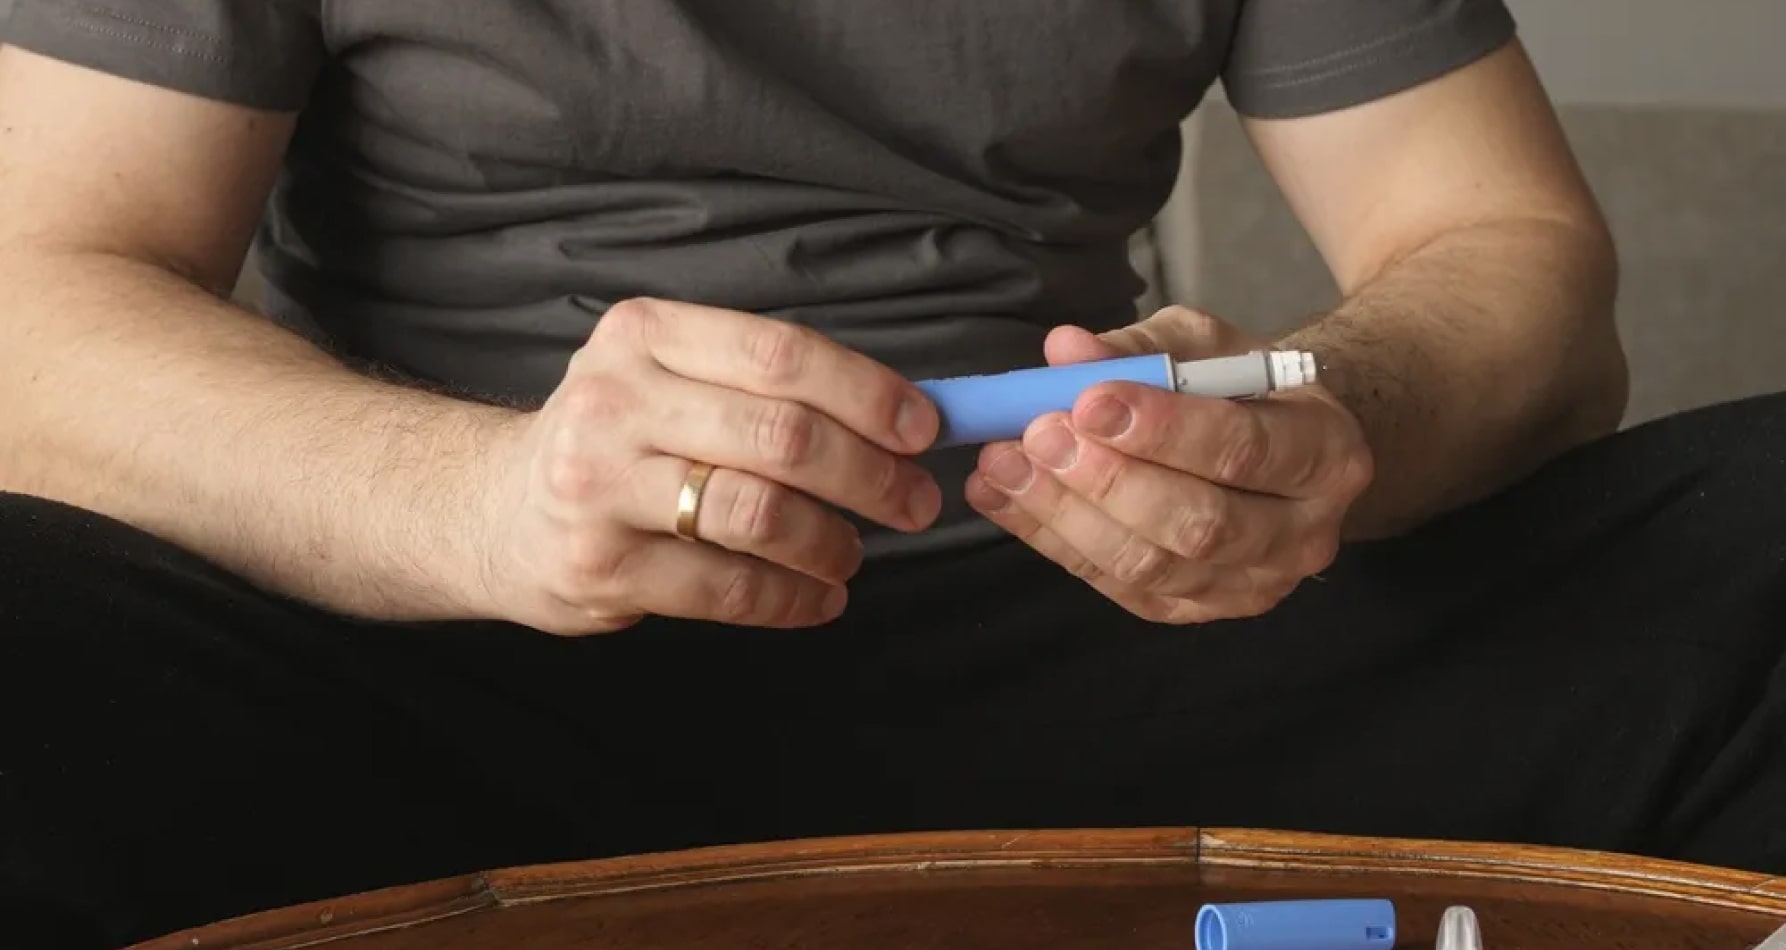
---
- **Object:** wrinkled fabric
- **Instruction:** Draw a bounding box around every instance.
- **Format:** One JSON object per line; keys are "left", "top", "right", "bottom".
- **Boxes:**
{"left": 3, "top": 0, "right": 1515, "bottom": 556}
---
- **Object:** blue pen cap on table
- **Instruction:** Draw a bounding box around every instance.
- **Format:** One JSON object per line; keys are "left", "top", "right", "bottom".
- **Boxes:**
{"left": 1195, "top": 899, "right": 1396, "bottom": 950}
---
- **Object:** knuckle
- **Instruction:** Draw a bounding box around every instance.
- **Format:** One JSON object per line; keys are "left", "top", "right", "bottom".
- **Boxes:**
{"left": 1166, "top": 499, "right": 1226, "bottom": 560}
{"left": 863, "top": 449, "right": 904, "bottom": 505}
{"left": 1232, "top": 595, "right": 1276, "bottom": 620}
{"left": 1008, "top": 514, "right": 1049, "bottom": 547}
{"left": 555, "top": 535, "right": 626, "bottom": 598}
{"left": 1067, "top": 556, "right": 1104, "bottom": 582}
{"left": 1128, "top": 409, "right": 1174, "bottom": 458}
{"left": 1212, "top": 407, "right": 1268, "bottom": 484}
{"left": 726, "top": 476, "right": 788, "bottom": 545}
{"left": 556, "top": 375, "right": 630, "bottom": 428}
{"left": 1162, "top": 565, "right": 1220, "bottom": 601}
{"left": 1246, "top": 579, "right": 1294, "bottom": 616}
{"left": 597, "top": 297, "right": 660, "bottom": 344}
{"left": 1288, "top": 444, "right": 1326, "bottom": 494}
{"left": 1129, "top": 320, "right": 1176, "bottom": 356}
{"left": 1234, "top": 576, "right": 1273, "bottom": 616}
{"left": 546, "top": 609, "right": 642, "bottom": 638}
{"left": 743, "top": 320, "right": 811, "bottom": 385}
{"left": 1238, "top": 571, "right": 1297, "bottom": 616}
{"left": 753, "top": 401, "right": 820, "bottom": 470}
{"left": 1048, "top": 543, "right": 1102, "bottom": 581}
{"left": 716, "top": 566, "right": 769, "bottom": 622}
{"left": 545, "top": 453, "right": 596, "bottom": 502}
{"left": 1081, "top": 451, "right": 1126, "bottom": 505}
{"left": 1296, "top": 533, "right": 1340, "bottom": 576}
{"left": 1338, "top": 447, "right": 1376, "bottom": 496}
{"left": 1129, "top": 597, "right": 1183, "bottom": 625}
{"left": 564, "top": 344, "right": 599, "bottom": 377}
{"left": 780, "top": 584, "right": 828, "bottom": 627}
{"left": 1110, "top": 535, "right": 1173, "bottom": 588}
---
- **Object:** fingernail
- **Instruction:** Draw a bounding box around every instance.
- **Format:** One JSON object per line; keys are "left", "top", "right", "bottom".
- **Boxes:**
{"left": 983, "top": 447, "right": 1034, "bottom": 492}
{"left": 906, "top": 477, "right": 942, "bottom": 527}
{"left": 1026, "top": 423, "right": 1079, "bottom": 471}
{"left": 822, "top": 585, "right": 849, "bottom": 618}
{"left": 965, "top": 473, "right": 1010, "bottom": 513}
{"left": 897, "top": 394, "right": 936, "bottom": 450}
{"left": 1080, "top": 395, "right": 1133, "bottom": 439}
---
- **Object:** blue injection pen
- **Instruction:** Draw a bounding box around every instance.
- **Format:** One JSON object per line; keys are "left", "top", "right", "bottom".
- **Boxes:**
{"left": 915, "top": 349, "right": 1319, "bottom": 450}
{"left": 1194, "top": 899, "right": 1396, "bottom": 950}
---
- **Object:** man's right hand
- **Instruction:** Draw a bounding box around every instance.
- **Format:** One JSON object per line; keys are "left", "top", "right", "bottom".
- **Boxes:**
{"left": 473, "top": 298, "right": 943, "bottom": 636}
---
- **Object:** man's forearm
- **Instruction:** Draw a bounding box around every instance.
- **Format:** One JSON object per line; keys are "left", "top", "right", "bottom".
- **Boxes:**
{"left": 1281, "top": 218, "right": 1627, "bottom": 539}
{"left": 0, "top": 250, "right": 518, "bottom": 620}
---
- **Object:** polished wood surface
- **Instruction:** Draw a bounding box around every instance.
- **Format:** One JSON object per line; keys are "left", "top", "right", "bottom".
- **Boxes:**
{"left": 134, "top": 828, "right": 1786, "bottom": 949}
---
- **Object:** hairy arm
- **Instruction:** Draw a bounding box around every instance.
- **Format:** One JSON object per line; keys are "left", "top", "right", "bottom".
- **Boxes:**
{"left": 0, "top": 48, "right": 514, "bottom": 619}
{"left": 1247, "top": 41, "right": 1628, "bottom": 538}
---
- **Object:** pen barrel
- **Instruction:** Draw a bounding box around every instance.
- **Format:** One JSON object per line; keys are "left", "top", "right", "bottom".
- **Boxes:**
{"left": 1172, "top": 351, "right": 1281, "bottom": 398}
{"left": 916, "top": 354, "right": 1174, "bottom": 450}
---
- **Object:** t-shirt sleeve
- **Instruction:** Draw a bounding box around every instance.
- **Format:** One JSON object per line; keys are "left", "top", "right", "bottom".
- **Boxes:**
{"left": 1221, "top": 0, "right": 1516, "bottom": 119}
{"left": 2, "top": 0, "right": 324, "bottom": 111}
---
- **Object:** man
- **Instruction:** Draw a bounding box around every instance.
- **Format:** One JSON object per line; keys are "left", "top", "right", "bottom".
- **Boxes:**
{"left": 1, "top": 0, "right": 1781, "bottom": 946}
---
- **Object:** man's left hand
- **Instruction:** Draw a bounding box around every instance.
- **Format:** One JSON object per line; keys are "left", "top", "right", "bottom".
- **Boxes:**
{"left": 965, "top": 306, "right": 1374, "bottom": 624}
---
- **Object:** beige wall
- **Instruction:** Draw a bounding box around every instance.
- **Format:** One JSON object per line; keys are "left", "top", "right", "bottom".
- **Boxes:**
{"left": 1167, "top": 4, "right": 1786, "bottom": 425}
{"left": 1506, "top": 0, "right": 1786, "bottom": 108}
{"left": 1191, "top": 0, "right": 1786, "bottom": 109}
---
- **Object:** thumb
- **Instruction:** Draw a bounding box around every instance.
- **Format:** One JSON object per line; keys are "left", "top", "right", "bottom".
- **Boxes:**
{"left": 1063, "top": 305, "right": 1257, "bottom": 365}
{"left": 1042, "top": 324, "right": 1129, "bottom": 366}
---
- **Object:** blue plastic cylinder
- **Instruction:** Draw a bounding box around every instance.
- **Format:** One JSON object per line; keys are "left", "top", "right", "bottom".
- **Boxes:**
{"left": 915, "top": 354, "right": 1175, "bottom": 449}
{"left": 1195, "top": 899, "right": 1397, "bottom": 950}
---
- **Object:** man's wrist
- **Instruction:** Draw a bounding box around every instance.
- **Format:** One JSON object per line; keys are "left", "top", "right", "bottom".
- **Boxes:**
{"left": 417, "top": 401, "right": 529, "bottom": 623}
{"left": 318, "top": 390, "right": 529, "bottom": 624}
{"left": 448, "top": 405, "right": 530, "bottom": 622}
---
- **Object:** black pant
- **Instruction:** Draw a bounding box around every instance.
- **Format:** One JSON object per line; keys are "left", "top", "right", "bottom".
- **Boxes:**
{"left": 5, "top": 394, "right": 1786, "bottom": 949}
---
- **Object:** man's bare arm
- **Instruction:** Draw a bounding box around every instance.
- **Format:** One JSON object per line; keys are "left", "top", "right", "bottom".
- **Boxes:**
{"left": 0, "top": 47, "right": 515, "bottom": 619}
{"left": 1246, "top": 41, "right": 1628, "bottom": 538}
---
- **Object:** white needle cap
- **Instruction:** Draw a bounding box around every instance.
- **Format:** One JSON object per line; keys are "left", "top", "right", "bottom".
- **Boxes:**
{"left": 1436, "top": 906, "right": 1483, "bottom": 950}
{"left": 1268, "top": 350, "right": 1318, "bottom": 390}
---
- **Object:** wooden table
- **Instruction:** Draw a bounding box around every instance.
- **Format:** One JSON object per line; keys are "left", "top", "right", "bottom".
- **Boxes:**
{"left": 133, "top": 828, "right": 1786, "bottom": 949}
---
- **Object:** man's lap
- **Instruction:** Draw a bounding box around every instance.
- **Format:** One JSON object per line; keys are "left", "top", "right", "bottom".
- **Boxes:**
{"left": 4, "top": 392, "right": 1785, "bottom": 947}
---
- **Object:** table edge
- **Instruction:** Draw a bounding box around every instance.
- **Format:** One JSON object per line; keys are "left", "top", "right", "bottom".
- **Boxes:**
{"left": 130, "top": 828, "right": 1786, "bottom": 950}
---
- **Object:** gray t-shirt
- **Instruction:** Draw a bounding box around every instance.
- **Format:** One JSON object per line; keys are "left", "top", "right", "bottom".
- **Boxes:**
{"left": 3, "top": 0, "right": 1513, "bottom": 557}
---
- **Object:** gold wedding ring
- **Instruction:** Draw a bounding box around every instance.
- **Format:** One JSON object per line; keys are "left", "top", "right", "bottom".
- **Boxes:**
{"left": 674, "top": 461, "right": 715, "bottom": 541}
